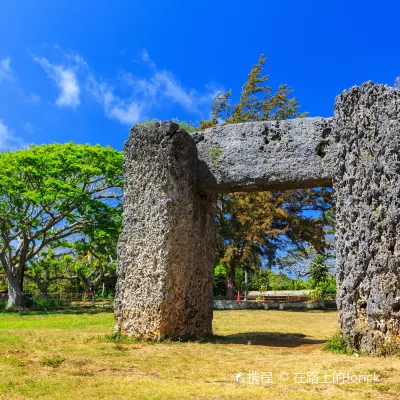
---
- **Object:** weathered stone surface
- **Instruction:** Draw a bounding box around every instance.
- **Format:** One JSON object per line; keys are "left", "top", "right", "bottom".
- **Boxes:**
{"left": 114, "top": 122, "right": 216, "bottom": 340}
{"left": 194, "top": 117, "right": 333, "bottom": 193}
{"left": 333, "top": 82, "right": 400, "bottom": 354}
{"left": 116, "top": 82, "right": 400, "bottom": 354}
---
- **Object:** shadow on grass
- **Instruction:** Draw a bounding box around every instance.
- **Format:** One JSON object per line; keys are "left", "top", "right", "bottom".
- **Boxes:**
{"left": 100, "top": 330, "right": 326, "bottom": 349}
{"left": 196, "top": 332, "right": 326, "bottom": 348}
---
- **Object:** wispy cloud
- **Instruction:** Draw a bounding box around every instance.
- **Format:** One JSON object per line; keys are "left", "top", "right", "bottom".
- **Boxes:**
{"left": 0, "top": 120, "right": 25, "bottom": 151}
{"left": 141, "top": 49, "right": 156, "bottom": 69}
{"left": 33, "top": 47, "right": 222, "bottom": 125}
{"left": 0, "top": 57, "right": 40, "bottom": 105}
{"left": 0, "top": 57, "right": 12, "bottom": 82}
{"left": 33, "top": 57, "right": 80, "bottom": 109}
{"left": 87, "top": 76, "right": 143, "bottom": 125}
{"left": 135, "top": 49, "right": 222, "bottom": 115}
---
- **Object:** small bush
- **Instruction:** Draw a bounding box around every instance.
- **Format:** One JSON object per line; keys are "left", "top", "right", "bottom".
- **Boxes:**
{"left": 209, "top": 145, "right": 222, "bottom": 163}
{"left": 136, "top": 119, "right": 197, "bottom": 133}
{"left": 103, "top": 332, "right": 138, "bottom": 344}
{"left": 323, "top": 333, "right": 353, "bottom": 355}
{"left": 40, "top": 355, "right": 66, "bottom": 368}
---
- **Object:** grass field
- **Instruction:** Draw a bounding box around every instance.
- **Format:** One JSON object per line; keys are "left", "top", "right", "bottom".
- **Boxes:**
{"left": 0, "top": 309, "right": 399, "bottom": 399}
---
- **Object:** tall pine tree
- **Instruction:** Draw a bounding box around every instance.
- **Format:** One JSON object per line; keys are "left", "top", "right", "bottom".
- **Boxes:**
{"left": 201, "top": 55, "right": 334, "bottom": 299}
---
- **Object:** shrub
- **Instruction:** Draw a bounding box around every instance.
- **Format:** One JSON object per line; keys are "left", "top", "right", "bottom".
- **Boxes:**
{"left": 103, "top": 332, "right": 137, "bottom": 344}
{"left": 323, "top": 333, "right": 352, "bottom": 355}
{"left": 40, "top": 356, "right": 66, "bottom": 368}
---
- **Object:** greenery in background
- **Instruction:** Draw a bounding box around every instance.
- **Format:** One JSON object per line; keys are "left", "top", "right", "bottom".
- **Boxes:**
{"left": 0, "top": 54, "right": 336, "bottom": 307}
{"left": 214, "top": 261, "right": 336, "bottom": 297}
{"left": 137, "top": 118, "right": 197, "bottom": 133}
{"left": 203, "top": 54, "right": 335, "bottom": 298}
{"left": 0, "top": 143, "right": 123, "bottom": 308}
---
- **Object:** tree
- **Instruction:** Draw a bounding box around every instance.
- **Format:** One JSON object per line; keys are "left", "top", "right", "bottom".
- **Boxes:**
{"left": 25, "top": 249, "right": 77, "bottom": 298}
{"left": 0, "top": 143, "right": 123, "bottom": 308}
{"left": 202, "top": 55, "right": 334, "bottom": 298}
{"left": 64, "top": 219, "right": 120, "bottom": 300}
{"left": 309, "top": 255, "right": 331, "bottom": 284}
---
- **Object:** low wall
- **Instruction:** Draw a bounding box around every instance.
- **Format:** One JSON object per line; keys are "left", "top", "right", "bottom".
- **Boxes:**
{"left": 213, "top": 299, "right": 331, "bottom": 310}
{"left": 213, "top": 300, "right": 264, "bottom": 310}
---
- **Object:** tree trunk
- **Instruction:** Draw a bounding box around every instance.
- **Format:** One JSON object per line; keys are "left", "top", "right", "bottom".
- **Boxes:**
{"left": 244, "top": 268, "right": 248, "bottom": 301}
{"left": 7, "top": 273, "right": 24, "bottom": 308}
{"left": 226, "top": 266, "right": 235, "bottom": 300}
{"left": 38, "top": 282, "right": 49, "bottom": 300}
{"left": 40, "top": 266, "right": 50, "bottom": 299}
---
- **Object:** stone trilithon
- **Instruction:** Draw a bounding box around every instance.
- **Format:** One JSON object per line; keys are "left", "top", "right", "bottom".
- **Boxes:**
{"left": 115, "top": 82, "right": 400, "bottom": 354}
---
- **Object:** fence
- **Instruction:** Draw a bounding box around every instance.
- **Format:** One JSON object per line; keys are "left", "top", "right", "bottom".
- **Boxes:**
{"left": 0, "top": 292, "right": 114, "bottom": 310}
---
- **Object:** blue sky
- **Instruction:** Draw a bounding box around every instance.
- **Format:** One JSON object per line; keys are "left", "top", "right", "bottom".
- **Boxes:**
{"left": 0, "top": 0, "right": 399, "bottom": 151}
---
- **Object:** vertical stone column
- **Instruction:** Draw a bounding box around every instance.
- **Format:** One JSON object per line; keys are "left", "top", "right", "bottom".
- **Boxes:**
{"left": 114, "top": 122, "right": 216, "bottom": 340}
{"left": 333, "top": 82, "right": 400, "bottom": 354}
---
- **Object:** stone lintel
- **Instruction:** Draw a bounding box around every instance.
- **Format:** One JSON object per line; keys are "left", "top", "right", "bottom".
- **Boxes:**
{"left": 194, "top": 117, "right": 334, "bottom": 193}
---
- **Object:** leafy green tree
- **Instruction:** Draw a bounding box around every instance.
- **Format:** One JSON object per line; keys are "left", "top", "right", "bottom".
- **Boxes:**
{"left": 0, "top": 143, "right": 123, "bottom": 308}
{"left": 25, "top": 216, "right": 121, "bottom": 300}
{"left": 203, "top": 55, "right": 334, "bottom": 299}
{"left": 25, "top": 249, "right": 77, "bottom": 298}
{"left": 311, "top": 278, "right": 337, "bottom": 300}
{"left": 213, "top": 263, "right": 227, "bottom": 297}
{"left": 309, "top": 255, "right": 330, "bottom": 284}
{"left": 65, "top": 220, "right": 120, "bottom": 300}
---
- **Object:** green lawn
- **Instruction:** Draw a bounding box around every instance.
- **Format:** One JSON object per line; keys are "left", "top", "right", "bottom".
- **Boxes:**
{"left": 0, "top": 309, "right": 398, "bottom": 399}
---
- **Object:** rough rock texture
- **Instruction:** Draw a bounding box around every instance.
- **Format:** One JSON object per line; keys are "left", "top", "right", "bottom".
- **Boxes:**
{"left": 114, "top": 122, "right": 216, "bottom": 340}
{"left": 333, "top": 82, "right": 400, "bottom": 354}
{"left": 194, "top": 117, "right": 334, "bottom": 193}
{"left": 116, "top": 82, "right": 400, "bottom": 354}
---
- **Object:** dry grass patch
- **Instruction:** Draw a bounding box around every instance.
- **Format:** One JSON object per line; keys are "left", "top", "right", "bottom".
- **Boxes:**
{"left": 0, "top": 309, "right": 398, "bottom": 399}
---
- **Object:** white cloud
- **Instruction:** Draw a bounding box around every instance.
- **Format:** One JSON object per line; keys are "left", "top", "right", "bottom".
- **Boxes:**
{"left": 0, "top": 57, "right": 12, "bottom": 81}
{"left": 33, "top": 47, "right": 222, "bottom": 125}
{"left": 87, "top": 76, "right": 143, "bottom": 125}
{"left": 141, "top": 49, "right": 156, "bottom": 69}
{"left": 135, "top": 50, "right": 222, "bottom": 115}
{"left": 152, "top": 71, "right": 195, "bottom": 110}
{"left": 123, "top": 64, "right": 223, "bottom": 117}
{"left": 109, "top": 101, "right": 141, "bottom": 125}
{"left": 65, "top": 51, "right": 88, "bottom": 69}
{"left": 33, "top": 57, "right": 80, "bottom": 109}
{"left": 141, "top": 49, "right": 151, "bottom": 63}
{"left": 0, "top": 120, "right": 25, "bottom": 151}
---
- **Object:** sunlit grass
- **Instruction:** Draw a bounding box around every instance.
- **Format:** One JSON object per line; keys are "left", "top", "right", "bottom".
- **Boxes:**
{"left": 0, "top": 309, "right": 398, "bottom": 399}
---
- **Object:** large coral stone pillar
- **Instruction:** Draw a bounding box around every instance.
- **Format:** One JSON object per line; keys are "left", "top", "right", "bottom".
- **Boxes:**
{"left": 114, "top": 122, "right": 216, "bottom": 340}
{"left": 333, "top": 82, "right": 400, "bottom": 354}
